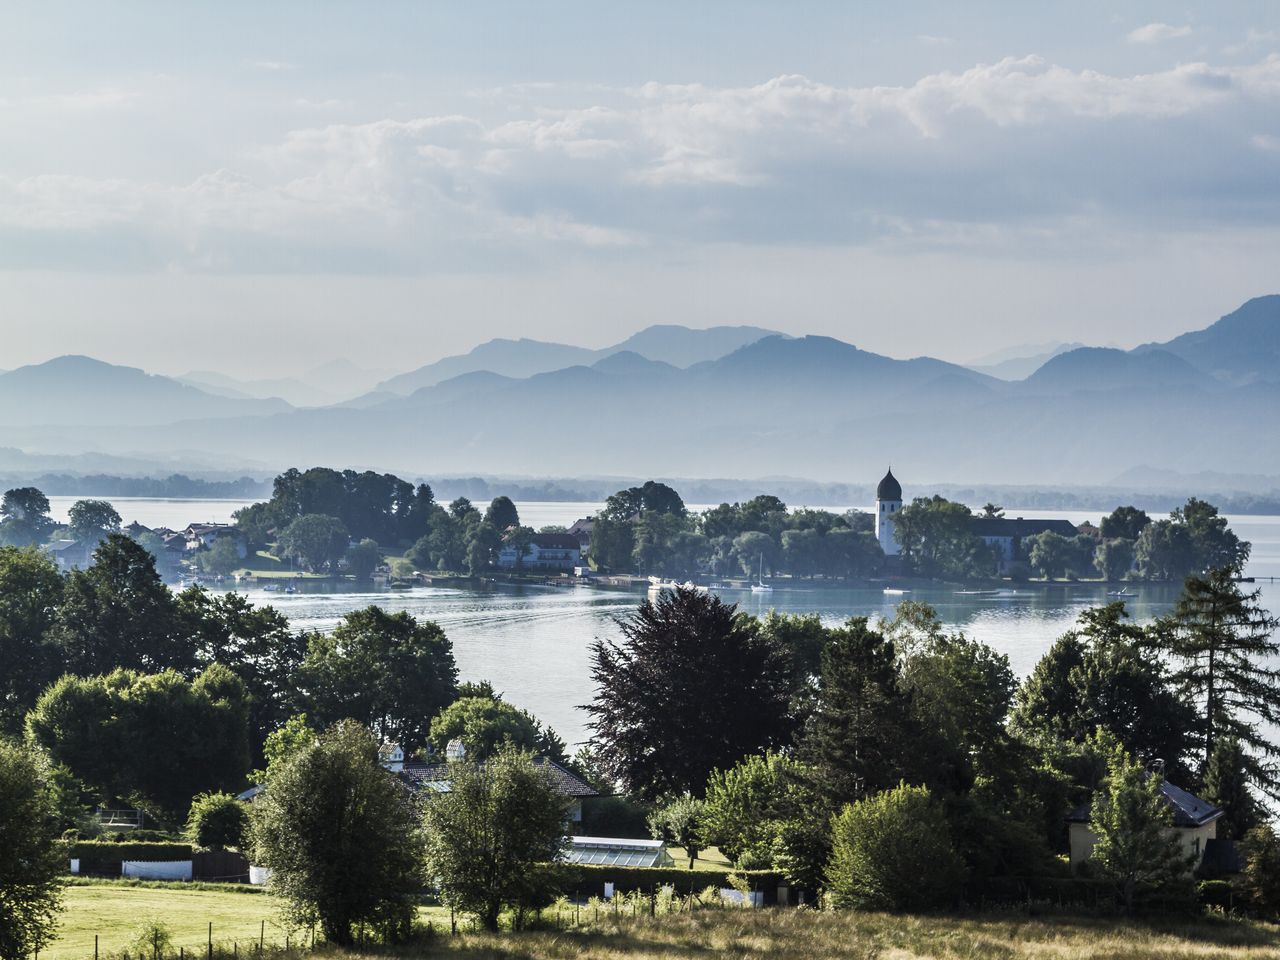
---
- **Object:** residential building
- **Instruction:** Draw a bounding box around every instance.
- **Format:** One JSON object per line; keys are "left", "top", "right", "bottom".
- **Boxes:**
{"left": 497, "top": 532, "right": 582, "bottom": 570}
{"left": 183, "top": 522, "right": 247, "bottom": 558}
{"left": 396, "top": 753, "right": 599, "bottom": 824}
{"left": 1066, "top": 775, "right": 1222, "bottom": 871}
{"left": 970, "top": 516, "right": 1080, "bottom": 575}
{"left": 46, "top": 539, "right": 94, "bottom": 572}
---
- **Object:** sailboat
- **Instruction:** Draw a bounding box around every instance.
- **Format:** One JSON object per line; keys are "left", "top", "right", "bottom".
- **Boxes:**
{"left": 750, "top": 554, "right": 773, "bottom": 593}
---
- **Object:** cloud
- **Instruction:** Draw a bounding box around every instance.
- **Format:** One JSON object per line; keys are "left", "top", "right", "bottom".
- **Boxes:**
{"left": 1223, "top": 28, "right": 1278, "bottom": 56}
{"left": 3, "top": 54, "right": 1280, "bottom": 272}
{"left": 1252, "top": 133, "right": 1280, "bottom": 152}
{"left": 1127, "top": 23, "right": 1193, "bottom": 44}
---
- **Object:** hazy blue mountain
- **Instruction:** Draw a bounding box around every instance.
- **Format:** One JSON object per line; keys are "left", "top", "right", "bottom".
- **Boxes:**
{"left": 0, "top": 356, "right": 291, "bottom": 427}
{"left": 375, "top": 323, "right": 779, "bottom": 395}
{"left": 966, "top": 342, "right": 1084, "bottom": 380}
{"left": 179, "top": 370, "right": 340, "bottom": 407}
{"left": 1134, "top": 295, "right": 1280, "bottom": 385}
{"left": 1021, "top": 347, "right": 1211, "bottom": 394}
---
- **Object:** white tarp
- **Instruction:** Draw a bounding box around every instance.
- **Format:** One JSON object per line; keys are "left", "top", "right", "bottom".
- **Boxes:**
{"left": 70, "top": 859, "right": 80, "bottom": 874}
{"left": 122, "top": 860, "right": 192, "bottom": 881}
{"left": 249, "top": 865, "right": 272, "bottom": 885}
{"left": 719, "top": 888, "right": 763, "bottom": 908}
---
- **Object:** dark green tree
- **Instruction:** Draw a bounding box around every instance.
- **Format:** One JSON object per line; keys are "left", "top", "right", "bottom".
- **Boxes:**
{"left": 277, "top": 514, "right": 349, "bottom": 573}
{"left": 1201, "top": 736, "right": 1257, "bottom": 840}
{"left": 186, "top": 791, "right": 249, "bottom": 851}
{"left": 52, "top": 534, "right": 188, "bottom": 676}
{"left": 428, "top": 696, "right": 548, "bottom": 761}
{"left": 66, "top": 498, "right": 122, "bottom": 544}
{"left": 300, "top": 607, "right": 457, "bottom": 754}
{"left": 1173, "top": 498, "right": 1250, "bottom": 575}
{"left": 0, "top": 487, "right": 55, "bottom": 546}
{"left": 0, "top": 740, "right": 64, "bottom": 960}
{"left": 483, "top": 496, "right": 520, "bottom": 530}
{"left": 344, "top": 538, "right": 381, "bottom": 580}
{"left": 251, "top": 721, "right": 422, "bottom": 944}
{"left": 1241, "top": 823, "right": 1280, "bottom": 918}
{"left": 421, "top": 745, "right": 569, "bottom": 931}
{"left": 1096, "top": 538, "right": 1137, "bottom": 581}
{"left": 1135, "top": 520, "right": 1195, "bottom": 581}
{"left": 1100, "top": 506, "right": 1150, "bottom": 542}
{"left": 0, "top": 546, "right": 62, "bottom": 734}
{"left": 587, "top": 587, "right": 794, "bottom": 799}
{"left": 893, "top": 496, "right": 992, "bottom": 579}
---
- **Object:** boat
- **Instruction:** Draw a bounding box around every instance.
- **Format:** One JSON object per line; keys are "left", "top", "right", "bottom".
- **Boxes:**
{"left": 1108, "top": 588, "right": 1138, "bottom": 599}
{"left": 955, "top": 589, "right": 1001, "bottom": 597}
{"left": 750, "top": 554, "right": 773, "bottom": 593}
{"left": 882, "top": 588, "right": 910, "bottom": 596}
{"left": 262, "top": 583, "right": 280, "bottom": 593}
{"left": 284, "top": 582, "right": 299, "bottom": 595}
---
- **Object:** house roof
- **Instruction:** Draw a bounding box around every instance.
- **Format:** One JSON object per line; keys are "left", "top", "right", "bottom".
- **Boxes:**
{"left": 971, "top": 517, "right": 1080, "bottom": 539}
{"left": 399, "top": 756, "right": 599, "bottom": 798}
{"left": 1066, "top": 776, "right": 1223, "bottom": 828}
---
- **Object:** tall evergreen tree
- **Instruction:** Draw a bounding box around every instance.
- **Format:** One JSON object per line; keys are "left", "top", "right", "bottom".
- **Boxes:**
{"left": 1201, "top": 736, "right": 1258, "bottom": 839}
{"left": 1157, "top": 570, "right": 1280, "bottom": 801}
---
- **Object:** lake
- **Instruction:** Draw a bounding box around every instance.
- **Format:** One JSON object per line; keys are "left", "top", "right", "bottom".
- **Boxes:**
{"left": 43, "top": 495, "right": 1280, "bottom": 747}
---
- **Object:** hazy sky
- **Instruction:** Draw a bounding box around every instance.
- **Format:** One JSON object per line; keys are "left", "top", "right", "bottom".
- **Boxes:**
{"left": 2, "top": 1, "right": 1279, "bottom": 378}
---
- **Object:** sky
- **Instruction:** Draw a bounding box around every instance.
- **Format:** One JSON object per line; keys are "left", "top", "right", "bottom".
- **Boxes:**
{"left": 1, "top": 1, "right": 1279, "bottom": 379}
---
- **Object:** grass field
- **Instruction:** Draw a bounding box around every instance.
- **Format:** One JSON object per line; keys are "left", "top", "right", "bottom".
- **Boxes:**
{"left": 49, "top": 883, "right": 1280, "bottom": 960}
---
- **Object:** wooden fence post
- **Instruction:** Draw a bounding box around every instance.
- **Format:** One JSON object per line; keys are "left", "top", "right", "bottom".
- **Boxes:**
{"left": 208, "top": 923, "right": 212, "bottom": 960}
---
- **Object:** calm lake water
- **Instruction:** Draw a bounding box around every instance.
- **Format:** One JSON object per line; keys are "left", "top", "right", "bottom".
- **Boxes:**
{"left": 43, "top": 495, "right": 1280, "bottom": 747}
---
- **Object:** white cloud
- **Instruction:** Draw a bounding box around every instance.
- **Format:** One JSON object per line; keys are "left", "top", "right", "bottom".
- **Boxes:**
{"left": 1223, "top": 28, "right": 1278, "bottom": 56}
{"left": 3, "top": 54, "right": 1280, "bottom": 272}
{"left": 1127, "top": 23, "right": 1193, "bottom": 44}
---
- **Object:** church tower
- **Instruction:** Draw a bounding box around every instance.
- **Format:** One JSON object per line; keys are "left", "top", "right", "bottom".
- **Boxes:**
{"left": 875, "top": 467, "right": 903, "bottom": 556}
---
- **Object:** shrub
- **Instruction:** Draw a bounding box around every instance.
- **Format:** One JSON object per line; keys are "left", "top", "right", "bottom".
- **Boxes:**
{"left": 186, "top": 792, "right": 248, "bottom": 851}
{"left": 826, "top": 782, "right": 963, "bottom": 911}
{"left": 1241, "top": 823, "right": 1280, "bottom": 918}
{"left": 67, "top": 840, "right": 193, "bottom": 873}
{"left": 1197, "top": 879, "right": 1236, "bottom": 911}
{"left": 129, "top": 920, "right": 173, "bottom": 959}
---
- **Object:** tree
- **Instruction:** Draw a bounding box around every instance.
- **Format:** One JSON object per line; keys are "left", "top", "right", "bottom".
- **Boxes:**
{"left": 52, "top": 534, "right": 187, "bottom": 676}
{"left": 251, "top": 721, "right": 422, "bottom": 944}
{"left": 0, "top": 487, "right": 54, "bottom": 546}
{"left": 186, "top": 791, "right": 249, "bottom": 851}
{"left": 1101, "top": 506, "right": 1150, "bottom": 542}
{"left": 1027, "top": 531, "right": 1072, "bottom": 579}
{"left": 826, "top": 782, "right": 963, "bottom": 911}
{"left": 601, "top": 481, "right": 686, "bottom": 521}
{"left": 1157, "top": 570, "right": 1280, "bottom": 799}
{"left": 197, "top": 536, "right": 242, "bottom": 576}
{"left": 0, "top": 546, "right": 62, "bottom": 735}
{"left": 27, "top": 665, "right": 250, "bottom": 819}
{"left": 1135, "top": 520, "right": 1195, "bottom": 581}
{"left": 466, "top": 523, "right": 501, "bottom": 576}
{"left": 1240, "top": 823, "right": 1280, "bottom": 918}
{"left": 892, "top": 496, "right": 991, "bottom": 579}
{"left": 0, "top": 740, "right": 64, "bottom": 960}
{"left": 701, "top": 751, "right": 803, "bottom": 869}
{"left": 1088, "top": 742, "right": 1193, "bottom": 912}
{"left": 733, "top": 530, "right": 777, "bottom": 577}
{"left": 421, "top": 746, "right": 569, "bottom": 931}
{"left": 1201, "top": 736, "right": 1257, "bottom": 840}
{"left": 587, "top": 587, "right": 795, "bottom": 799}
{"left": 428, "top": 697, "right": 541, "bottom": 760}
{"left": 66, "top": 498, "right": 122, "bottom": 544}
{"left": 1096, "top": 538, "right": 1136, "bottom": 581}
{"left": 647, "top": 793, "right": 705, "bottom": 869}
{"left": 277, "top": 514, "right": 349, "bottom": 573}
{"left": 1173, "top": 498, "right": 1249, "bottom": 575}
{"left": 344, "top": 538, "right": 381, "bottom": 580}
{"left": 300, "top": 607, "right": 457, "bottom": 754}
{"left": 587, "top": 514, "right": 634, "bottom": 572}
{"left": 483, "top": 496, "right": 520, "bottom": 531}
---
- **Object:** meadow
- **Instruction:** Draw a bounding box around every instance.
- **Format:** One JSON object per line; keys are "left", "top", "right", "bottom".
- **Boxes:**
{"left": 50, "top": 882, "right": 1280, "bottom": 960}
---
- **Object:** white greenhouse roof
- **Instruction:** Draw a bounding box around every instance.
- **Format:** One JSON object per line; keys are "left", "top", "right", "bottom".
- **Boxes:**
{"left": 564, "top": 836, "right": 675, "bottom": 868}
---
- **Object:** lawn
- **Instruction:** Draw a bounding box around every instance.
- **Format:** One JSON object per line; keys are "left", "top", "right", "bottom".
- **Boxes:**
{"left": 49, "top": 883, "right": 1280, "bottom": 960}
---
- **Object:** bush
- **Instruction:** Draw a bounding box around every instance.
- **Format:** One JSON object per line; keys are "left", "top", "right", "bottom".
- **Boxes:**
{"left": 1198, "top": 879, "right": 1236, "bottom": 911}
{"left": 67, "top": 841, "right": 192, "bottom": 874}
{"left": 186, "top": 792, "right": 249, "bottom": 851}
{"left": 1241, "top": 824, "right": 1280, "bottom": 918}
{"left": 826, "top": 782, "right": 964, "bottom": 911}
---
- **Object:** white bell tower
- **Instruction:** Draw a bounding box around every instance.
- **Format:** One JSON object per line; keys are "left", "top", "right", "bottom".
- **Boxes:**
{"left": 875, "top": 468, "right": 903, "bottom": 556}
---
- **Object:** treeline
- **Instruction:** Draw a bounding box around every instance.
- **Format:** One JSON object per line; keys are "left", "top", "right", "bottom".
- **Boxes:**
{"left": 0, "top": 535, "right": 568, "bottom": 823}
{"left": 584, "top": 577, "right": 1280, "bottom": 911}
{"left": 0, "top": 473, "right": 270, "bottom": 498}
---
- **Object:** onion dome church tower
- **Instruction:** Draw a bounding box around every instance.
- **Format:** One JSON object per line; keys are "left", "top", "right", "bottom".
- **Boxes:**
{"left": 875, "top": 467, "right": 903, "bottom": 557}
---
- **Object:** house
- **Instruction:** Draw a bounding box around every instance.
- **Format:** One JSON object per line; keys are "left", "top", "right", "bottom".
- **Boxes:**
{"left": 564, "top": 836, "right": 675, "bottom": 868}
{"left": 1076, "top": 521, "right": 1102, "bottom": 540}
{"left": 1066, "top": 776, "right": 1222, "bottom": 871}
{"left": 497, "top": 532, "right": 582, "bottom": 571}
{"left": 183, "top": 522, "right": 247, "bottom": 558}
{"left": 396, "top": 748, "right": 599, "bottom": 824}
{"left": 970, "top": 516, "right": 1080, "bottom": 575}
{"left": 567, "top": 517, "right": 594, "bottom": 555}
{"left": 46, "top": 539, "right": 94, "bottom": 572}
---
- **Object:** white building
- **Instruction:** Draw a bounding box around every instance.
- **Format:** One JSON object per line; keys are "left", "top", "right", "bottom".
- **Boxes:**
{"left": 875, "top": 468, "right": 903, "bottom": 557}
{"left": 1066, "top": 776, "right": 1222, "bottom": 871}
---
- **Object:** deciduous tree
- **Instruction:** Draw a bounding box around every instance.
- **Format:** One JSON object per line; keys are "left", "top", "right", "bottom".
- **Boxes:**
{"left": 0, "top": 740, "right": 64, "bottom": 960}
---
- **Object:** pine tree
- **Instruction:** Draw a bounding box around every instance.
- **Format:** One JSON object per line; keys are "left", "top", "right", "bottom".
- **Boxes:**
{"left": 1201, "top": 736, "right": 1257, "bottom": 840}
{"left": 1158, "top": 570, "right": 1280, "bottom": 801}
{"left": 1089, "top": 743, "right": 1194, "bottom": 912}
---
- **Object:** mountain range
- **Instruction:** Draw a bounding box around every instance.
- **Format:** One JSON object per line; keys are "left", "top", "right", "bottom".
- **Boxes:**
{"left": 1, "top": 298, "right": 1276, "bottom": 486}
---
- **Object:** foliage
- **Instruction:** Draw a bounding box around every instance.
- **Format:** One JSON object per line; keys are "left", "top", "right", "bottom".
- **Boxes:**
{"left": 427, "top": 696, "right": 563, "bottom": 762}
{"left": 1096, "top": 538, "right": 1137, "bottom": 581}
{"left": 1136, "top": 499, "right": 1249, "bottom": 581}
{"left": 250, "top": 721, "right": 422, "bottom": 945}
{"left": 421, "top": 746, "right": 570, "bottom": 931}
{"left": 587, "top": 587, "right": 795, "bottom": 799}
{"left": 892, "top": 496, "right": 993, "bottom": 579}
{"left": 0, "top": 487, "right": 55, "bottom": 547}
{"left": 1156, "top": 570, "right": 1280, "bottom": 800}
{"left": 27, "top": 664, "right": 251, "bottom": 819}
{"left": 343, "top": 538, "right": 381, "bottom": 580}
{"left": 647, "top": 793, "right": 706, "bottom": 869}
{"left": 240, "top": 468, "right": 431, "bottom": 547}
{"left": 1088, "top": 742, "right": 1194, "bottom": 912}
{"left": 127, "top": 919, "right": 174, "bottom": 959}
{"left": 0, "top": 546, "right": 62, "bottom": 734}
{"left": 299, "top": 606, "right": 457, "bottom": 754}
{"left": 67, "top": 498, "right": 122, "bottom": 544}
{"left": 1240, "top": 823, "right": 1280, "bottom": 918}
{"left": 52, "top": 534, "right": 188, "bottom": 676}
{"left": 1201, "top": 737, "right": 1257, "bottom": 840}
{"left": 1027, "top": 531, "right": 1097, "bottom": 580}
{"left": 826, "top": 782, "right": 963, "bottom": 911}
{"left": 0, "top": 739, "right": 64, "bottom": 960}
{"left": 484, "top": 496, "right": 520, "bottom": 530}
{"left": 196, "top": 537, "right": 243, "bottom": 576}
{"left": 186, "top": 792, "right": 249, "bottom": 851}
{"left": 1101, "top": 506, "right": 1151, "bottom": 541}
{"left": 276, "top": 514, "right": 350, "bottom": 573}
{"left": 701, "top": 751, "right": 803, "bottom": 869}
{"left": 67, "top": 841, "right": 193, "bottom": 870}
{"left": 256, "top": 714, "right": 317, "bottom": 781}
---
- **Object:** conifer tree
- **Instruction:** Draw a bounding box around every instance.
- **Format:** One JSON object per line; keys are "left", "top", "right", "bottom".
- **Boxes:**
{"left": 1201, "top": 736, "right": 1257, "bottom": 839}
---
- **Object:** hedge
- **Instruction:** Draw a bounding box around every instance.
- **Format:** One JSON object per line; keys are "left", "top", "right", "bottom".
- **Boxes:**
{"left": 66, "top": 840, "right": 193, "bottom": 873}
{"left": 544, "top": 864, "right": 786, "bottom": 903}
{"left": 973, "top": 876, "right": 1118, "bottom": 908}
{"left": 1198, "top": 879, "right": 1236, "bottom": 910}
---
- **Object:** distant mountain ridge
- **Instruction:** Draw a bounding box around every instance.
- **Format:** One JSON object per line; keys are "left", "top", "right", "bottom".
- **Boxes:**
{"left": 2, "top": 302, "right": 1277, "bottom": 485}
